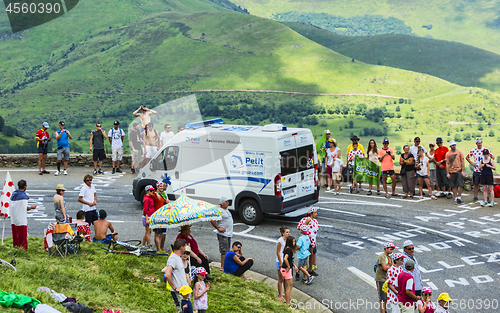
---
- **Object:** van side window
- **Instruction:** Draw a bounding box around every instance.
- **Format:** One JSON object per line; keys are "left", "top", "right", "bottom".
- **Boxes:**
{"left": 152, "top": 146, "right": 179, "bottom": 171}
{"left": 280, "top": 149, "right": 297, "bottom": 176}
{"left": 297, "top": 145, "right": 314, "bottom": 172}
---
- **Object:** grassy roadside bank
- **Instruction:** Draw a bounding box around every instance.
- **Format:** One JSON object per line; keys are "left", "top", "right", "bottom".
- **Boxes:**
{"left": 0, "top": 238, "right": 294, "bottom": 313}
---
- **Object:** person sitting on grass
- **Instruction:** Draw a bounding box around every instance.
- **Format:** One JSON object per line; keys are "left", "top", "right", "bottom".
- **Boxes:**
{"left": 223, "top": 241, "right": 254, "bottom": 280}
{"left": 92, "top": 209, "right": 117, "bottom": 243}
{"left": 179, "top": 285, "right": 193, "bottom": 313}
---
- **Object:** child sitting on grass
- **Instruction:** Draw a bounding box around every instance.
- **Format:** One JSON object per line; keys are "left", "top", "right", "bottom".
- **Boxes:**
{"left": 295, "top": 225, "right": 314, "bottom": 285}
{"left": 179, "top": 285, "right": 193, "bottom": 313}
{"left": 193, "top": 267, "right": 210, "bottom": 313}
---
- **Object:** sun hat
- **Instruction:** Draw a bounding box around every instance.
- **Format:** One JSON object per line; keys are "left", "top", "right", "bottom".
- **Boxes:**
{"left": 219, "top": 196, "right": 229, "bottom": 204}
{"left": 42, "top": 122, "right": 50, "bottom": 128}
{"left": 438, "top": 293, "right": 452, "bottom": 302}
{"left": 145, "top": 185, "right": 154, "bottom": 191}
{"left": 299, "top": 224, "right": 310, "bottom": 235}
{"left": 391, "top": 253, "right": 406, "bottom": 261}
{"left": 193, "top": 267, "right": 208, "bottom": 276}
{"left": 326, "top": 130, "right": 331, "bottom": 134}
{"left": 449, "top": 140, "right": 456, "bottom": 146}
{"left": 422, "top": 287, "right": 432, "bottom": 294}
{"left": 384, "top": 242, "right": 395, "bottom": 249}
{"left": 308, "top": 207, "right": 318, "bottom": 215}
{"left": 179, "top": 285, "right": 193, "bottom": 296}
{"left": 403, "top": 240, "right": 413, "bottom": 247}
{"left": 405, "top": 259, "right": 415, "bottom": 270}
{"left": 156, "top": 181, "right": 164, "bottom": 187}
{"left": 383, "top": 139, "right": 389, "bottom": 144}
{"left": 429, "top": 142, "right": 434, "bottom": 146}
{"left": 55, "top": 184, "right": 66, "bottom": 191}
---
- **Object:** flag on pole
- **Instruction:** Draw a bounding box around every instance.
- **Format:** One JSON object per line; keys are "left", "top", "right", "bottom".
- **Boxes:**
{"left": 316, "top": 131, "right": 328, "bottom": 162}
{"left": 353, "top": 156, "right": 381, "bottom": 185}
{"left": 0, "top": 172, "right": 14, "bottom": 218}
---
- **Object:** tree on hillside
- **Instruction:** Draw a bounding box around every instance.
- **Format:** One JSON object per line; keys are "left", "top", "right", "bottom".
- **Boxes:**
{"left": 3, "top": 125, "right": 16, "bottom": 137}
{"left": 0, "top": 116, "right": 4, "bottom": 132}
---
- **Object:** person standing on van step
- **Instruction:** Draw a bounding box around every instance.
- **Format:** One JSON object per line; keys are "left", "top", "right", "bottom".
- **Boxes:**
{"left": 210, "top": 196, "right": 233, "bottom": 271}
{"left": 142, "top": 122, "right": 160, "bottom": 168}
{"left": 89, "top": 122, "right": 107, "bottom": 175}
{"left": 346, "top": 135, "right": 365, "bottom": 191}
{"left": 36, "top": 122, "right": 51, "bottom": 175}
{"left": 108, "top": 121, "right": 125, "bottom": 174}
{"left": 54, "top": 121, "right": 72, "bottom": 176}
{"left": 132, "top": 104, "right": 157, "bottom": 131}
{"left": 298, "top": 207, "right": 319, "bottom": 276}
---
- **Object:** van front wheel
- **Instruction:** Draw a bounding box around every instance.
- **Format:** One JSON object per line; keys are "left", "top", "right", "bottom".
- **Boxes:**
{"left": 238, "top": 199, "right": 263, "bottom": 225}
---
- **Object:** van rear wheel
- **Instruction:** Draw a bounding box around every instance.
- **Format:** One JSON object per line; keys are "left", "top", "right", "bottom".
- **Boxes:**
{"left": 238, "top": 199, "right": 263, "bottom": 225}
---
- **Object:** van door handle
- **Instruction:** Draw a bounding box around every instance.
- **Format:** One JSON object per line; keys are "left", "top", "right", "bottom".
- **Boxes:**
{"left": 175, "top": 171, "right": 179, "bottom": 179}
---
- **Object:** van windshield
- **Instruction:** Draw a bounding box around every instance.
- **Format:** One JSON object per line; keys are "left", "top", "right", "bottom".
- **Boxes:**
{"left": 152, "top": 146, "right": 179, "bottom": 171}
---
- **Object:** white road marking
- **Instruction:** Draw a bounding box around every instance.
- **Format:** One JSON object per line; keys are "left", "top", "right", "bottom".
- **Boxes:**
{"left": 331, "top": 191, "right": 430, "bottom": 202}
{"left": 0, "top": 169, "right": 41, "bottom": 172}
{"left": 28, "top": 190, "right": 83, "bottom": 193}
{"left": 318, "top": 200, "right": 402, "bottom": 208}
{"left": 400, "top": 222, "right": 477, "bottom": 244}
{"left": 319, "top": 207, "right": 366, "bottom": 217}
{"left": 232, "top": 232, "right": 276, "bottom": 243}
{"left": 321, "top": 216, "right": 391, "bottom": 230}
{"left": 347, "top": 267, "right": 377, "bottom": 289}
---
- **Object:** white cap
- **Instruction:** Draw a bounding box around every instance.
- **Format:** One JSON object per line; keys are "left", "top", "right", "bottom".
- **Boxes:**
{"left": 219, "top": 196, "right": 229, "bottom": 204}
{"left": 326, "top": 130, "right": 331, "bottom": 134}
{"left": 449, "top": 140, "right": 456, "bottom": 146}
{"left": 403, "top": 240, "right": 414, "bottom": 247}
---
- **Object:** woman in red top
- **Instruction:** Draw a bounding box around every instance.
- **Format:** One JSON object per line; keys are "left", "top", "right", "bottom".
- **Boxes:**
{"left": 176, "top": 225, "right": 210, "bottom": 275}
{"left": 152, "top": 181, "right": 168, "bottom": 251}
{"left": 142, "top": 185, "right": 155, "bottom": 247}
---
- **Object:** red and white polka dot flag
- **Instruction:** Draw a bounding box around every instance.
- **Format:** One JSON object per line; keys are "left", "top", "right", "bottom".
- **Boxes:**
{"left": 0, "top": 172, "right": 14, "bottom": 218}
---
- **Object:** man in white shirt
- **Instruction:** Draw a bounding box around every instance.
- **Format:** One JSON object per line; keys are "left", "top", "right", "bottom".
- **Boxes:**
{"left": 77, "top": 174, "right": 98, "bottom": 225}
{"left": 163, "top": 239, "right": 188, "bottom": 313}
{"left": 108, "top": 121, "right": 125, "bottom": 174}
{"left": 210, "top": 196, "right": 234, "bottom": 271}
{"left": 160, "top": 124, "right": 175, "bottom": 147}
{"left": 435, "top": 293, "right": 452, "bottom": 313}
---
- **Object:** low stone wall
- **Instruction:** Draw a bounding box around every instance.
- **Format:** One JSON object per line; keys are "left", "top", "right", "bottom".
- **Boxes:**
{"left": 0, "top": 154, "right": 132, "bottom": 168}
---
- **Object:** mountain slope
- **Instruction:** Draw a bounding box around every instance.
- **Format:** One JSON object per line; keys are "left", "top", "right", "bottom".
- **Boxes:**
{"left": 285, "top": 22, "right": 500, "bottom": 93}
{"left": 229, "top": 0, "right": 500, "bottom": 56}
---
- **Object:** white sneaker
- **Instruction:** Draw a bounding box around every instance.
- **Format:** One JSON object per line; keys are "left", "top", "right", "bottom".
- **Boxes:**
{"left": 488, "top": 202, "right": 495, "bottom": 207}
{"left": 54, "top": 171, "right": 60, "bottom": 176}
{"left": 63, "top": 170, "right": 68, "bottom": 175}
{"left": 327, "top": 187, "right": 331, "bottom": 191}
{"left": 481, "top": 201, "right": 487, "bottom": 207}
{"left": 337, "top": 191, "right": 341, "bottom": 195}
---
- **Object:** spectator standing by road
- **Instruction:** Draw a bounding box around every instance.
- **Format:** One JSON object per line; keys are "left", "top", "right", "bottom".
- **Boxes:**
{"left": 445, "top": 140, "right": 465, "bottom": 204}
{"left": 280, "top": 236, "right": 298, "bottom": 307}
{"left": 347, "top": 142, "right": 365, "bottom": 194}
{"left": 89, "top": 123, "right": 107, "bottom": 175}
{"left": 320, "top": 130, "right": 332, "bottom": 188}
{"left": 416, "top": 287, "right": 436, "bottom": 313}
{"left": 367, "top": 139, "right": 381, "bottom": 195}
{"left": 36, "top": 122, "right": 51, "bottom": 175}
{"left": 53, "top": 184, "right": 67, "bottom": 223}
{"left": 325, "top": 141, "right": 339, "bottom": 191}
{"left": 375, "top": 242, "right": 395, "bottom": 313}
{"left": 129, "top": 123, "right": 143, "bottom": 174}
{"left": 399, "top": 145, "right": 415, "bottom": 199}
{"left": 387, "top": 253, "right": 406, "bottom": 313}
{"left": 331, "top": 151, "right": 343, "bottom": 195}
{"left": 142, "top": 122, "right": 161, "bottom": 167}
{"left": 10, "top": 180, "right": 37, "bottom": 250}
{"left": 210, "top": 196, "right": 233, "bottom": 271}
{"left": 379, "top": 139, "right": 398, "bottom": 199}
{"left": 160, "top": 124, "right": 175, "bottom": 147}
{"left": 77, "top": 174, "right": 98, "bottom": 226}
{"left": 142, "top": 185, "right": 155, "bottom": 248}
{"left": 428, "top": 142, "right": 437, "bottom": 188}
{"left": 416, "top": 146, "right": 436, "bottom": 200}
{"left": 296, "top": 225, "right": 314, "bottom": 284}
{"left": 133, "top": 104, "right": 157, "bottom": 130}
{"left": 298, "top": 207, "right": 319, "bottom": 276}
{"left": 54, "top": 121, "right": 72, "bottom": 176}
{"left": 402, "top": 240, "right": 423, "bottom": 297}
{"left": 152, "top": 182, "right": 167, "bottom": 251}
{"left": 434, "top": 138, "right": 452, "bottom": 198}
{"left": 466, "top": 139, "right": 494, "bottom": 203}
{"left": 276, "top": 226, "right": 290, "bottom": 302}
{"left": 479, "top": 149, "right": 496, "bottom": 207}
{"left": 409, "top": 137, "right": 427, "bottom": 161}
{"left": 397, "top": 259, "right": 421, "bottom": 313}
{"left": 108, "top": 121, "right": 125, "bottom": 174}
{"left": 162, "top": 238, "right": 188, "bottom": 313}
{"left": 347, "top": 135, "right": 365, "bottom": 191}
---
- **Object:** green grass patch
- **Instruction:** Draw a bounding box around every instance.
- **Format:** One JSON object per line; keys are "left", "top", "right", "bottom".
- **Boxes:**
{"left": 0, "top": 237, "right": 294, "bottom": 313}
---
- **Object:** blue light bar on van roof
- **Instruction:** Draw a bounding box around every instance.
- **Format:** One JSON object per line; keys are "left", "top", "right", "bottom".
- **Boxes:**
{"left": 185, "top": 118, "right": 224, "bottom": 129}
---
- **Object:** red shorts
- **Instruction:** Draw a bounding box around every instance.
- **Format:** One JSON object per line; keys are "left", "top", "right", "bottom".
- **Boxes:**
{"left": 280, "top": 268, "right": 293, "bottom": 280}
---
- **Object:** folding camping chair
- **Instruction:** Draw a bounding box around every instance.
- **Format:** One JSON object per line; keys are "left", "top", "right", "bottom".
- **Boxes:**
{"left": 45, "top": 223, "right": 81, "bottom": 258}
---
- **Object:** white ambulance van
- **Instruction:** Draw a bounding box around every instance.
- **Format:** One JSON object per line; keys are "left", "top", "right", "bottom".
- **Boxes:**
{"left": 132, "top": 119, "right": 319, "bottom": 225}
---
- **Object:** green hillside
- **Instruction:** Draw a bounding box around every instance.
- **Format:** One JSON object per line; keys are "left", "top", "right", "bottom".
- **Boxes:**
{"left": 229, "top": 0, "right": 500, "bottom": 56}
{"left": 285, "top": 22, "right": 500, "bottom": 93}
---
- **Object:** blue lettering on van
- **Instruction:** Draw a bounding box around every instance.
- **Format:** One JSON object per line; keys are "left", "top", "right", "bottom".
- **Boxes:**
{"left": 186, "top": 137, "right": 201, "bottom": 144}
{"left": 284, "top": 139, "right": 291, "bottom": 146}
{"left": 300, "top": 136, "right": 308, "bottom": 143}
{"left": 301, "top": 185, "right": 313, "bottom": 193}
{"left": 220, "top": 126, "right": 254, "bottom": 132}
{"left": 246, "top": 157, "right": 264, "bottom": 166}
